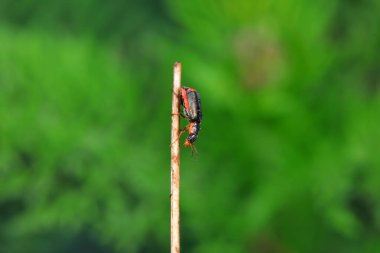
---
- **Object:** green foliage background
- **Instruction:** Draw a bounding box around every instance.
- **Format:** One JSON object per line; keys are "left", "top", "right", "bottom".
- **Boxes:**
{"left": 1, "top": 0, "right": 380, "bottom": 252}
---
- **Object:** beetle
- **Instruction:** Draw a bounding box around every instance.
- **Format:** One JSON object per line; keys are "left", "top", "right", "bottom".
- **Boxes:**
{"left": 179, "top": 87, "right": 202, "bottom": 149}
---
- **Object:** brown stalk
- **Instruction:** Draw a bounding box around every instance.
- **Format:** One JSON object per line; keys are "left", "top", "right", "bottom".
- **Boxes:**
{"left": 170, "top": 62, "right": 181, "bottom": 253}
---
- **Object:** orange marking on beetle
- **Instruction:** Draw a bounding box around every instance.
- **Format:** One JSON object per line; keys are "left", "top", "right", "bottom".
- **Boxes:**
{"left": 181, "top": 88, "right": 190, "bottom": 112}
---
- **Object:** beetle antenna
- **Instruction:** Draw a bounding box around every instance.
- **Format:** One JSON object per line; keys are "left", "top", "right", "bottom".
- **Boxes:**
{"left": 190, "top": 144, "right": 198, "bottom": 157}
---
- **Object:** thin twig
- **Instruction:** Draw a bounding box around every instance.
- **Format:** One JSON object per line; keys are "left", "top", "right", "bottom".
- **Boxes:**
{"left": 171, "top": 62, "right": 181, "bottom": 253}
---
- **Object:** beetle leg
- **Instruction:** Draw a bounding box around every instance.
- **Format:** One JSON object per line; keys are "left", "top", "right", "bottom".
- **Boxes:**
{"left": 169, "top": 125, "right": 190, "bottom": 147}
{"left": 171, "top": 111, "right": 187, "bottom": 119}
{"left": 172, "top": 88, "right": 181, "bottom": 98}
{"left": 179, "top": 125, "right": 189, "bottom": 135}
{"left": 180, "top": 110, "right": 188, "bottom": 119}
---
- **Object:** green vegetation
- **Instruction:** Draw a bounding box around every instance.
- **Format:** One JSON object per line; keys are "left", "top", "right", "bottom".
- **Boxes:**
{"left": 1, "top": 0, "right": 380, "bottom": 252}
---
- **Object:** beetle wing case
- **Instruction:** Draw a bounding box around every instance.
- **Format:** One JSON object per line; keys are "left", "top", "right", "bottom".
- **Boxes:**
{"left": 181, "top": 87, "right": 202, "bottom": 123}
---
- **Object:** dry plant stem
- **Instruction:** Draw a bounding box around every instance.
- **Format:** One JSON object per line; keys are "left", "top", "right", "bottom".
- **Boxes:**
{"left": 171, "top": 62, "right": 181, "bottom": 253}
